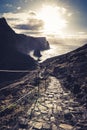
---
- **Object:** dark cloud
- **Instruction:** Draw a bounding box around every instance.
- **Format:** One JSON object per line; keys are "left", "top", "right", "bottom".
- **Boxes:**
{"left": 23, "top": 31, "right": 43, "bottom": 35}
{"left": 7, "top": 18, "right": 19, "bottom": 21}
{"left": 29, "top": 11, "right": 36, "bottom": 16}
{"left": 14, "top": 18, "right": 44, "bottom": 31}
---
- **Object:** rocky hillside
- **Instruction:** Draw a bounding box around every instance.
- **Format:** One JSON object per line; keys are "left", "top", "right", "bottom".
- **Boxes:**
{"left": 0, "top": 17, "right": 49, "bottom": 70}
{"left": 42, "top": 43, "right": 87, "bottom": 107}
{"left": 0, "top": 43, "right": 87, "bottom": 130}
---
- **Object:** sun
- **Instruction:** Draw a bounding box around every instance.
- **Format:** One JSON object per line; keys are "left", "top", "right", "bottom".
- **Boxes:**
{"left": 38, "top": 5, "right": 67, "bottom": 35}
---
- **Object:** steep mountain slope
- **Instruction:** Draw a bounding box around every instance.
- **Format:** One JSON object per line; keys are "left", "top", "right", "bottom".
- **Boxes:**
{"left": 0, "top": 18, "right": 35, "bottom": 70}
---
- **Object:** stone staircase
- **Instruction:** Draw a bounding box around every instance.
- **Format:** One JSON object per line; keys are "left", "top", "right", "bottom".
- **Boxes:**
{"left": 22, "top": 76, "right": 87, "bottom": 130}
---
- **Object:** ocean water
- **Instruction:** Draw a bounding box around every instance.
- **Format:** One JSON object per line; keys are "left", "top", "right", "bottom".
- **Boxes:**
{"left": 30, "top": 38, "right": 87, "bottom": 62}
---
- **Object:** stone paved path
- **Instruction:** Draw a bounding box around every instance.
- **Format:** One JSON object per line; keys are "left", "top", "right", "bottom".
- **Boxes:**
{"left": 25, "top": 76, "right": 87, "bottom": 130}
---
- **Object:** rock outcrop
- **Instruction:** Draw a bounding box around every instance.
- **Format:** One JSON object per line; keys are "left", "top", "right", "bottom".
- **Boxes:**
{"left": 16, "top": 34, "right": 50, "bottom": 54}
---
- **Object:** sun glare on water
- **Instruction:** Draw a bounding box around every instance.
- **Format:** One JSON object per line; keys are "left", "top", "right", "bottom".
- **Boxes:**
{"left": 38, "top": 5, "right": 67, "bottom": 35}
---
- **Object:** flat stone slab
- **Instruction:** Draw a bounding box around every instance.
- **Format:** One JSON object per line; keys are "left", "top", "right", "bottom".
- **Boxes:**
{"left": 59, "top": 123, "right": 73, "bottom": 130}
{"left": 33, "top": 122, "right": 43, "bottom": 129}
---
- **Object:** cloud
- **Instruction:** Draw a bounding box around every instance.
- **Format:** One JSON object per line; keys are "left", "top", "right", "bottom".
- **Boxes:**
{"left": 52, "top": 6, "right": 72, "bottom": 18}
{"left": 2, "top": 11, "right": 44, "bottom": 35}
{"left": 24, "top": 0, "right": 28, "bottom": 3}
{"left": 68, "top": 13, "right": 73, "bottom": 17}
{"left": 29, "top": 11, "right": 37, "bottom": 16}
{"left": 78, "top": 32, "right": 86, "bottom": 34}
{"left": 5, "top": 4, "right": 13, "bottom": 7}
{"left": 17, "top": 7, "right": 21, "bottom": 10}
{"left": 23, "top": 30, "right": 43, "bottom": 35}
{"left": 3, "top": 12, "right": 26, "bottom": 20}
{"left": 60, "top": 7, "right": 67, "bottom": 14}
{"left": 1, "top": 5, "right": 73, "bottom": 36}
{"left": 6, "top": 18, "right": 19, "bottom": 21}
{"left": 14, "top": 18, "right": 44, "bottom": 30}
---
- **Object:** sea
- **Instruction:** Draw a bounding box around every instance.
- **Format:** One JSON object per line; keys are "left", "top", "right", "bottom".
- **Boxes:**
{"left": 30, "top": 38, "right": 87, "bottom": 62}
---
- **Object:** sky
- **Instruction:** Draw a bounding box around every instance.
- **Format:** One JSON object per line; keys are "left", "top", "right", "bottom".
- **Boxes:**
{"left": 0, "top": 0, "right": 87, "bottom": 38}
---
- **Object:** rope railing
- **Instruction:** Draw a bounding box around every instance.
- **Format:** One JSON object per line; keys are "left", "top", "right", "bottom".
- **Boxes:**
{"left": 0, "top": 84, "right": 17, "bottom": 92}
{"left": 0, "top": 69, "right": 44, "bottom": 114}
{"left": 0, "top": 83, "right": 34, "bottom": 92}
{"left": 0, "top": 87, "right": 38, "bottom": 114}
{"left": 0, "top": 67, "right": 86, "bottom": 130}
{"left": 0, "top": 69, "right": 30, "bottom": 72}
{"left": 0, "top": 69, "right": 38, "bottom": 92}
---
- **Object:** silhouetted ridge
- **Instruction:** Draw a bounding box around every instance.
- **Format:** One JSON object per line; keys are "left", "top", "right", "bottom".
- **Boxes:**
{"left": 0, "top": 17, "right": 7, "bottom": 26}
{"left": 0, "top": 17, "right": 38, "bottom": 70}
{"left": 0, "top": 17, "right": 15, "bottom": 35}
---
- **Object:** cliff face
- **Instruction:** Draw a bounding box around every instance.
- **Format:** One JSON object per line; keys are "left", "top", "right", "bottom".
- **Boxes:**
{"left": 42, "top": 44, "right": 87, "bottom": 107}
{"left": 0, "top": 18, "right": 37, "bottom": 70}
{"left": 0, "top": 17, "right": 49, "bottom": 70}
{"left": 16, "top": 35, "right": 50, "bottom": 54}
